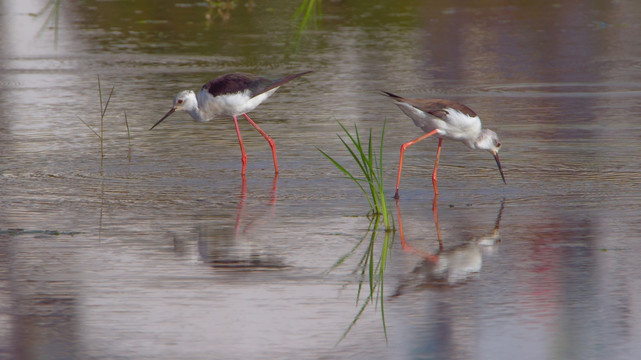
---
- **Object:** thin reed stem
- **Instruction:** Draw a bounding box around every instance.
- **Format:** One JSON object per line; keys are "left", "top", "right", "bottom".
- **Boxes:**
{"left": 124, "top": 110, "right": 131, "bottom": 161}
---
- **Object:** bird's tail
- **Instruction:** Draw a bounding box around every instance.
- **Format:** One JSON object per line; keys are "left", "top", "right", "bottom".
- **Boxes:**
{"left": 264, "top": 70, "right": 313, "bottom": 93}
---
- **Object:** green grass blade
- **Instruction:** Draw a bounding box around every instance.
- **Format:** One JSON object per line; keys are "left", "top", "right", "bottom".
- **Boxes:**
{"left": 338, "top": 122, "right": 371, "bottom": 181}
{"left": 124, "top": 110, "right": 132, "bottom": 161}
{"left": 318, "top": 147, "right": 375, "bottom": 210}
{"left": 77, "top": 116, "right": 100, "bottom": 138}
{"left": 98, "top": 75, "right": 103, "bottom": 119}
{"left": 293, "top": 0, "right": 307, "bottom": 20}
{"left": 101, "top": 86, "right": 115, "bottom": 120}
{"left": 338, "top": 135, "right": 368, "bottom": 178}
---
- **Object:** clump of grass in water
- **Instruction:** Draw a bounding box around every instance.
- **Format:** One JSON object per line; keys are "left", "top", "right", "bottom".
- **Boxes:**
{"left": 77, "top": 75, "right": 114, "bottom": 173}
{"left": 319, "top": 121, "right": 395, "bottom": 342}
{"left": 318, "top": 121, "right": 394, "bottom": 231}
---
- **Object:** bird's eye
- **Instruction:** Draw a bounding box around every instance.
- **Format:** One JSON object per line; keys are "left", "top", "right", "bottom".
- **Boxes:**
{"left": 497, "top": 142, "right": 502, "bottom": 148}
{"left": 177, "top": 99, "right": 184, "bottom": 104}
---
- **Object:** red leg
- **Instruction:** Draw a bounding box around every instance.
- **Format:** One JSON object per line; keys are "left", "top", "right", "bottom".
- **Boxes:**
{"left": 432, "top": 138, "right": 443, "bottom": 195}
{"left": 233, "top": 115, "right": 248, "bottom": 175}
{"left": 270, "top": 173, "right": 279, "bottom": 206}
{"left": 243, "top": 113, "right": 279, "bottom": 174}
{"left": 394, "top": 129, "right": 439, "bottom": 199}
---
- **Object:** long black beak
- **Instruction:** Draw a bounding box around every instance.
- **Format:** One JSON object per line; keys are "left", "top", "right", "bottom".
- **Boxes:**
{"left": 493, "top": 152, "right": 507, "bottom": 184}
{"left": 150, "top": 108, "right": 176, "bottom": 130}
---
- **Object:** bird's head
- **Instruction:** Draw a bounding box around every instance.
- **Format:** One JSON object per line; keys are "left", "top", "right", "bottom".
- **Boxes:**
{"left": 475, "top": 129, "right": 506, "bottom": 184}
{"left": 150, "top": 90, "right": 197, "bottom": 130}
{"left": 172, "top": 90, "right": 198, "bottom": 112}
{"left": 475, "top": 129, "right": 502, "bottom": 154}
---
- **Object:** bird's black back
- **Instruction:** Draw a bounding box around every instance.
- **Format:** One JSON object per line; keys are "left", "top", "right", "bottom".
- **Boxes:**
{"left": 202, "top": 71, "right": 312, "bottom": 99}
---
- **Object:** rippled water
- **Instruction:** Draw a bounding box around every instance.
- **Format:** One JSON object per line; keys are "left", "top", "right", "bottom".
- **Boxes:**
{"left": 2, "top": 0, "right": 641, "bottom": 359}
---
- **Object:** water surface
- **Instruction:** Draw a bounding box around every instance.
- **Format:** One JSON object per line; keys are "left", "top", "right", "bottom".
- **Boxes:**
{"left": 1, "top": 1, "right": 641, "bottom": 359}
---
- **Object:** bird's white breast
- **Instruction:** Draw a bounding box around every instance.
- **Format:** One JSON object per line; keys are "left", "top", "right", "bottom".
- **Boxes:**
{"left": 197, "top": 87, "right": 279, "bottom": 120}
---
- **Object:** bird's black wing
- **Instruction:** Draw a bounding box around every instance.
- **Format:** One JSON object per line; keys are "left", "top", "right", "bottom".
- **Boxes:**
{"left": 202, "top": 71, "right": 312, "bottom": 99}
{"left": 382, "top": 92, "right": 477, "bottom": 119}
{"left": 201, "top": 73, "right": 263, "bottom": 97}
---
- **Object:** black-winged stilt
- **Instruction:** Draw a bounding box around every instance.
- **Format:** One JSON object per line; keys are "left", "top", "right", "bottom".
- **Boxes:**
{"left": 151, "top": 71, "right": 312, "bottom": 175}
{"left": 382, "top": 91, "right": 505, "bottom": 198}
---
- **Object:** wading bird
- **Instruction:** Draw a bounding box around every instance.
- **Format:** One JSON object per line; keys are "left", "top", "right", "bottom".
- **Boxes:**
{"left": 151, "top": 71, "right": 312, "bottom": 175}
{"left": 382, "top": 91, "right": 505, "bottom": 198}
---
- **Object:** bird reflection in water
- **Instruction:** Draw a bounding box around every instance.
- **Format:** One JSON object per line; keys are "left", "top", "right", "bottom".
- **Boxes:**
{"left": 197, "top": 175, "right": 286, "bottom": 270}
{"left": 234, "top": 174, "right": 278, "bottom": 236}
{"left": 395, "top": 197, "right": 504, "bottom": 292}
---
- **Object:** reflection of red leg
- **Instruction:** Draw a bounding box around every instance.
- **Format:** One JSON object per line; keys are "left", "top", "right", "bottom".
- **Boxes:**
{"left": 270, "top": 173, "right": 279, "bottom": 206}
{"left": 395, "top": 198, "right": 439, "bottom": 261}
{"left": 235, "top": 175, "right": 279, "bottom": 235}
{"left": 234, "top": 175, "right": 248, "bottom": 235}
{"left": 432, "top": 195, "right": 443, "bottom": 250}
{"left": 243, "top": 113, "right": 279, "bottom": 174}
{"left": 395, "top": 198, "right": 409, "bottom": 250}
{"left": 432, "top": 138, "right": 443, "bottom": 195}
{"left": 233, "top": 116, "right": 248, "bottom": 175}
{"left": 394, "top": 129, "right": 439, "bottom": 199}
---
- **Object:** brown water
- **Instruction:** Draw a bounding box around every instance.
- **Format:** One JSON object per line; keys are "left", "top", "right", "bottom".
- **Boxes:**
{"left": 2, "top": 0, "right": 641, "bottom": 359}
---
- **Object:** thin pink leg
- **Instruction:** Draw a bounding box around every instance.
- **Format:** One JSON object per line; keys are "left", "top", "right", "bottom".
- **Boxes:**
{"left": 394, "top": 129, "right": 439, "bottom": 199}
{"left": 233, "top": 115, "right": 248, "bottom": 175}
{"left": 243, "top": 113, "right": 279, "bottom": 174}
{"left": 270, "top": 173, "right": 278, "bottom": 206}
{"left": 432, "top": 138, "right": 443, "bottom": 195}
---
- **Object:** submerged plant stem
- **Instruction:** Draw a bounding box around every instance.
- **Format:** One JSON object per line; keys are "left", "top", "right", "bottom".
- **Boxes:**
{"left": 77, "top": 75, "right": 116, "bottom": 174}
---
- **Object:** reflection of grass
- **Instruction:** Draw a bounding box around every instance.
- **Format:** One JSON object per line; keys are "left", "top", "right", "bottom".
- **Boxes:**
{"left": 329, "top": 216, "right": 394, "bottom": 343}
{"left": 290, "top": 0, "right": 321, "bottom": 53}
{"left": 30, "top": 0, "right": 62, "bottom": 46}
{"left": 124, "top": 110, "right": 132, "bottom": 162}
{"left": 1, "top": 228, "right": 81, "bottom": 236}
{"left": 77, "top": 76, "right": 114, "bottom": 173}
{"left": 294, "top": 0, "right": 321, "bottom": 32}
{"left": 319, "top": 121, "right": 393, "bottom": 231}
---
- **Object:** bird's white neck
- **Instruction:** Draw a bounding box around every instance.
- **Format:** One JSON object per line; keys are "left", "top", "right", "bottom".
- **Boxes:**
{"left": 186, "top": 106, "right": 210, "bottom": 123}
{"left": 178, "top": 91, "right": 211, "bottom": 123}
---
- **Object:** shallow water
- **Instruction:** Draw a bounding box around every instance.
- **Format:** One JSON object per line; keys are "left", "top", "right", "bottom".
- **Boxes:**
{"left": 2, "top": 0, "right": 641, "bottom": 359}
